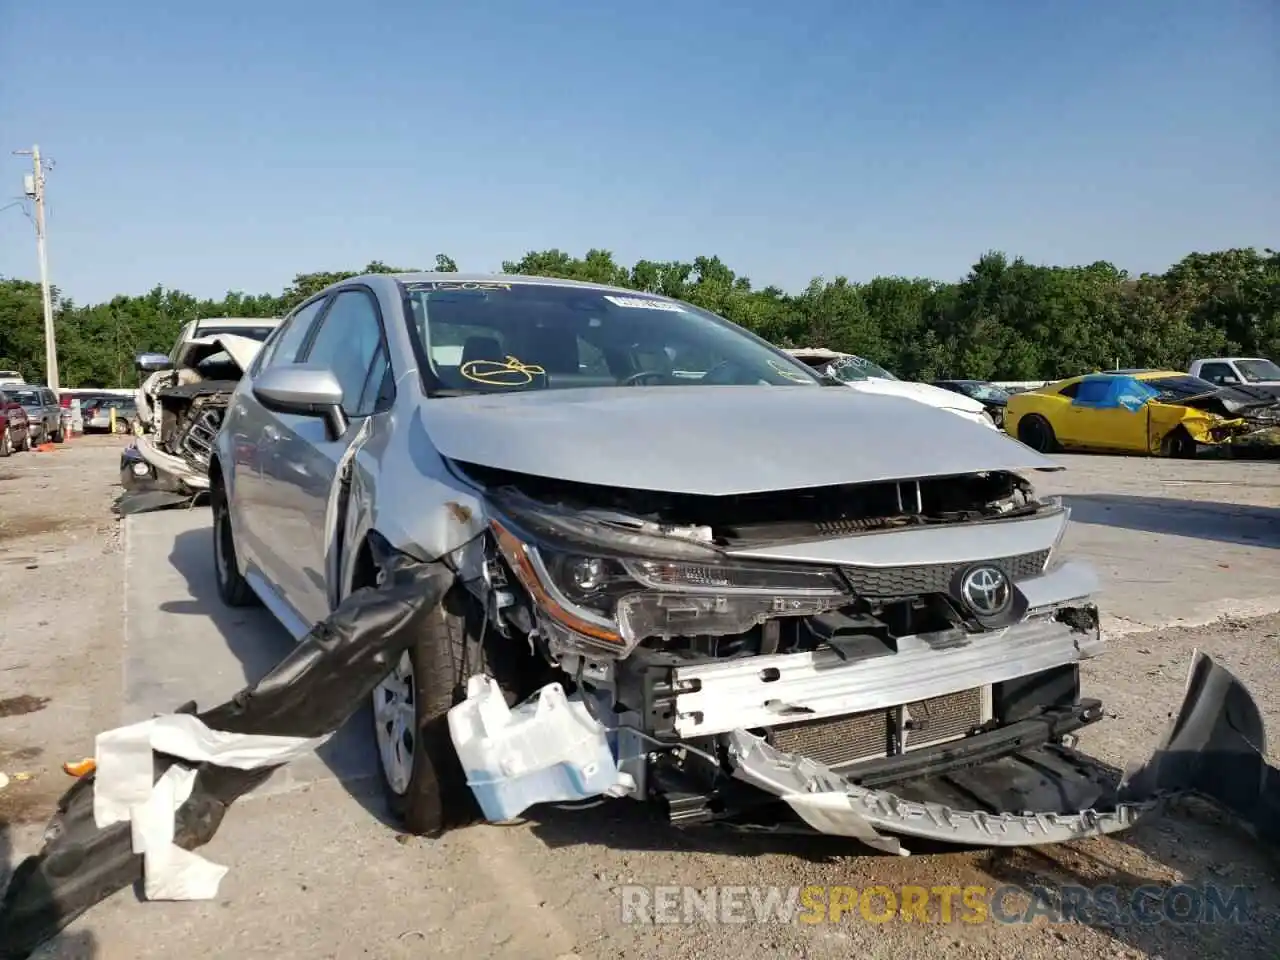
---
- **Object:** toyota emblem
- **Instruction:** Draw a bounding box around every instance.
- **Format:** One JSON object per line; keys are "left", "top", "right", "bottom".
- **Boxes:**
{"left": 960, "top": 565, "right": 1012, "bottom": 617}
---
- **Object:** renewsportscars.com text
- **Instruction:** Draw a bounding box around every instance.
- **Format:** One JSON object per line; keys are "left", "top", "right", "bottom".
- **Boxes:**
{"left": 618, "top": 883, "right": 1250, "bottom": 927}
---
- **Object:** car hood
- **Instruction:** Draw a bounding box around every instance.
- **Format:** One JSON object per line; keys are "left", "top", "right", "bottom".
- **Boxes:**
{"left": 1178, "top": 384, "right": 1280, "bottom": 417}
{"left": 422, "top": 386, "right": 1059, "bottom": 496}
{"left": 172, "top": 334, "right": 264, "bottom": 373}
{"left": 838, "top": 378, "right": 988, "bottom": 413}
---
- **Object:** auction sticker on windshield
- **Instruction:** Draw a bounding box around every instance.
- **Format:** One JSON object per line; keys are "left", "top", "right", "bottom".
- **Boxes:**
{"left": 603, "top": 295, "right": 686, "bottom": 312}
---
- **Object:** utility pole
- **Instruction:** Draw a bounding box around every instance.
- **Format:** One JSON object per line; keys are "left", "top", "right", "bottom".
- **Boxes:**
{"left": 14, "top": 145, "right": 58, "bottom": 390}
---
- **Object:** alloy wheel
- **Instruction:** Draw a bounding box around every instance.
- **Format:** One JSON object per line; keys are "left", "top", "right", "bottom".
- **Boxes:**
{"left": 373, "top": 652, "right": 416, "bottom": 796}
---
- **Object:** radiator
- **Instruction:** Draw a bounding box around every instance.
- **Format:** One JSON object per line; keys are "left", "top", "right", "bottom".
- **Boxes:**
{"left": 767, "top": 686, "right": 990, "bottom": 770}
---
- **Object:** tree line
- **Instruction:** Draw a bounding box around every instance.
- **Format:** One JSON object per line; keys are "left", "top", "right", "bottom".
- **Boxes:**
{"left": 0, "top": 246, "right": 1276, "bottom": 388}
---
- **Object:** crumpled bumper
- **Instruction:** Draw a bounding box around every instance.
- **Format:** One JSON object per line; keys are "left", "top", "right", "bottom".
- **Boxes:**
{"left": 727, "top": 650, "right": 1277, "bottom": 853}
{"left": 117, "top": 440, "right": 210, "bottom": 514}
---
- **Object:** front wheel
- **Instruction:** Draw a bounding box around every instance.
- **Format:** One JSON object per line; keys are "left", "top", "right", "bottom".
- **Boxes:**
{"left": 17, "top": 430, "right": 31, "bottom": 452}
{"left": 1160, "top": 428, "right": 1197, "bottom": 459}
{"left": 52, "top": 423, "right": 65, "bottom": 443}
{"left": 373, "top": 587, "right": 538, "bottom": 837}
{"left": 0, "top": 429, "right": 10, "bottom": 457}
{"left": 1017, "top": 414, "right": 1058, "bottom": 453}
{"left": 211, "top": 482, "right": 258, "bottom": 607}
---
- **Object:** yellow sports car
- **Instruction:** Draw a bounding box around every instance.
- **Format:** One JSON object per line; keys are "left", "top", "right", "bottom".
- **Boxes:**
{"left": 1003, "top": 369, "right": 1280, "bottom": 457}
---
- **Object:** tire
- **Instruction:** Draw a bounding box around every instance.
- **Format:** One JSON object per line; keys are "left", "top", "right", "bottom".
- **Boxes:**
{"left": 1160, "top": 428, "right": 1197, "bottom": 459}
{"left": 0, "top": 429, "right": 10, "bottom": 457}
{"left": 17, "top": 430, "right": 31, "bottom": 452}
{"left": 1017, "top": 414, "right": 1058, "bottom": 453}
{"left": 211, "top": 481, "right": 258, "bottom": 607}
{"left": 52, "top": 423, "right": 65, "bottom": 443}
{"left": 374, "top": 586, "right": 537, "bottom": 837}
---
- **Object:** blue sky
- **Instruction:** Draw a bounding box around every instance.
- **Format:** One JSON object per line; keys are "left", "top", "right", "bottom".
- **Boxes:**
{"left": 1, "top": 0, "right": 1275, "bottom": 305}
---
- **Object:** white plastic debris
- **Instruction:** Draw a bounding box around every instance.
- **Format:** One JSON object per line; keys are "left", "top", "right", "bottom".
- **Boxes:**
{"left": 448, "top": 676, "right": 635, "bottom": 822}
{"left": 93, "top": 713, "right": 331, "bottom": 900}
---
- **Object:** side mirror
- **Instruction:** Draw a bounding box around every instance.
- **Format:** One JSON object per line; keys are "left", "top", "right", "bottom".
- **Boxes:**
{"left": 135, "top": 352, "right": 173, "bottom": 373}
{"left": 1220, "top": 375, "right": 1240, "bottom": 385}
{"left": 252, "top": 365, "right": 348, "bottom": 440}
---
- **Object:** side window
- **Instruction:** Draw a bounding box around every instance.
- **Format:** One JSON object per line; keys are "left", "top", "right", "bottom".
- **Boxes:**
{"left": 258, "top": 298, "right": 329, "bottom": 372}
{"left": 1072, "top": 379, "right": 1111, "bottom": 405}
{"left": 1199, "top": 362, "right": 1234, "bottom": 384}
{"left": 1057, "top": 381, "right": 1080, "bottom": 399}
{"left": 299, "top": 289, "right": 386, "bottom": 414}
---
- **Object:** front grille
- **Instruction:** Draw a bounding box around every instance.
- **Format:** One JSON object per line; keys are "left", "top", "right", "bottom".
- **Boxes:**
{"left": 841, "top": 551, "right": 1049, "bottom": 598}
{"left": 178, "top": 409, "right": 222, "bottom": 467}
{"left": 768, "top": 687, "right": 987, "bottom": 769}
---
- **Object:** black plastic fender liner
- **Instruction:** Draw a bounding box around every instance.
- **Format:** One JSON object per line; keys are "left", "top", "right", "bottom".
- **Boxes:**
{"left": 0, "top": 557, "right": 454, "bottom": 960}
{"left": 1119, "top": 650, "right": 1280, "bottom": 845}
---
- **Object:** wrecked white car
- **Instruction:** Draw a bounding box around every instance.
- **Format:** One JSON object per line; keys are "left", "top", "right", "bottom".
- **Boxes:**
{"left": 180, "top": 271, "right": 1274, "bottom": 852}
{"left": 120, "top": 319, "right": 279, "bottom": 511}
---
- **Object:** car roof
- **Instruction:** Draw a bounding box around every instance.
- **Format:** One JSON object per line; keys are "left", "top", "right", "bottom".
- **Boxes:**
{"left": 377, "top": 272, "right": 652, "bottom": 298}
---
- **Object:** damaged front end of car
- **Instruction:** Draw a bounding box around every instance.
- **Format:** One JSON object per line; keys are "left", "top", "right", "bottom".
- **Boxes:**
{"left": 441, "top": 465, "right": 1277, "bottom": 854}
{"left": 1176, "top": 386, "right": 1280, "bottom": 456}
{"left": 119, "top": 338, "right": 264, "bottom": 512}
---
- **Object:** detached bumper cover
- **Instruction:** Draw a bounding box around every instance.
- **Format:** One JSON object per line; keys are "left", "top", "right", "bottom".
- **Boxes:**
{"left": 0, "top": 557, "right": 455, "bottom": 960}
{"left": 726, "top": 650, "right": 1278, "bottom": 853}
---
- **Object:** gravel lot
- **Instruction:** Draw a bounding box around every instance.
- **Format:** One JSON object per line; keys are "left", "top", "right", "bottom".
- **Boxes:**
{"left": 1, "top": 439, "right": 1278, "bottom": 960}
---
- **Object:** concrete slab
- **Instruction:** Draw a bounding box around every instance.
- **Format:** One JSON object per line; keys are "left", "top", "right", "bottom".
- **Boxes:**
{"left": 122, "top": 508, "right": 379, "bottom": 801}
{"left": 1036, "top": 454, "right": 1280, "bottom": 634}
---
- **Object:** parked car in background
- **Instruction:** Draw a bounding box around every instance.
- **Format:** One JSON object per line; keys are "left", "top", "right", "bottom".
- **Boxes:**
{"left": 82, "top": 396, "right": 138, "bottom": 433}
{"left": 0, "top": 389, "right": 32, "bottom": 455}
{"left": 6, "top": 385, "right": 64, "bottom": 443}
{"left": 0, "top": 370, "right": 25, "bottom": 387}
{"left": 931, "top": 379, "right": 1011, "bottom": 428}
{"left": 1004, "top": 369, "right": 1280, "bottom": 457}
{"left": 124, "top": 316, "right": 281, "bottom": 503}
{"left": 1188, "top": 357, "right": 1280, "bottom": 397}
{"left": 786, "top": 348, "right": 997, "bottom": 428}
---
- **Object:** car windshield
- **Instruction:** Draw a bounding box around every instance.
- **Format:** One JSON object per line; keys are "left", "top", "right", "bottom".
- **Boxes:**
{"left": 404, "top": 281, "right": 824, "bottom": 393}
{"left": 957, "top": 381, "right": 1009, "bottom": 402}
{"left": 1236, "top": 359, "right": 1280, "bottom": 382}
{"left": 825, "top": 355, "right": 898, "bottom": 382}
{"left": 1144, "top": 375, "right": 1218, "bottom": 400}
{"left": 8, "top": 389, "right": 40, "bottom": 404}
{"left": 195, "top": 325, "right": 277, "bottom": 341}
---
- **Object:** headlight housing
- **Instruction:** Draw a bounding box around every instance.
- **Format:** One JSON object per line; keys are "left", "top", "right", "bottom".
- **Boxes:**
{"left": 488, "top": 491, "right": 851, "bottom": 658}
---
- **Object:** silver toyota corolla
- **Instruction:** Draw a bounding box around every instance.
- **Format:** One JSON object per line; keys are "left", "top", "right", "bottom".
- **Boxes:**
{"left": 211, "top": 272, "right": 1160, "bottom": 849}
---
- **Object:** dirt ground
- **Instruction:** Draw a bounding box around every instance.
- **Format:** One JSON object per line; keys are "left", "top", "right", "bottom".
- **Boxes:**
{"left": 1, "top": 438, "right": 1279, "bottom": 960}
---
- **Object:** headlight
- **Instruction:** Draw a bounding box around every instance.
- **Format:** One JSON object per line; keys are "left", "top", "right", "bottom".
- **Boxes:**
{"left": 1041, "top": 498, "right": 1070, "bottom": 573}
{"left": 488, "top": 495, "right": 851, "bottom": 657}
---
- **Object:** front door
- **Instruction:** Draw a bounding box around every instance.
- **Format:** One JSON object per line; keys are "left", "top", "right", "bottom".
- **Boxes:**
{"left": 257, "top": 286, "right": 392, "bottom": 627}
{"left": 232, "top": 295, "right": 332, "bottom": 611}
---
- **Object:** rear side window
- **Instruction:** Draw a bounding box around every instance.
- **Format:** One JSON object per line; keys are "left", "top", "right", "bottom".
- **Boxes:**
{"left": 1057, "top": 381, "right": 1080, "bottom": 399}
{"left": 1197, "top": 362, "right": 1235, "bottom": 384}
{"left": 1073, "top": 379, "right": 1112, "bottom": 405}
